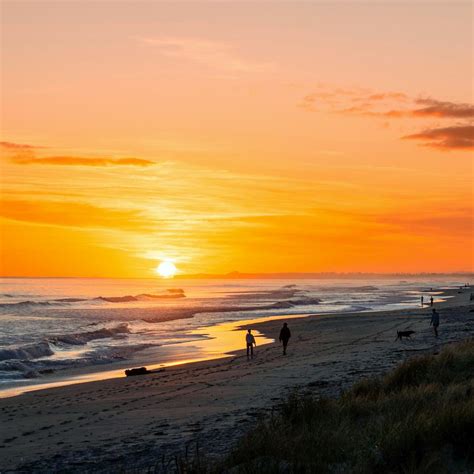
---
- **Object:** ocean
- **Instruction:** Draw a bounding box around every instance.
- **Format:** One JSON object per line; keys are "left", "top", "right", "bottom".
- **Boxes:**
{"left": 0, "top": 277, "right": 461, "bottom": 395}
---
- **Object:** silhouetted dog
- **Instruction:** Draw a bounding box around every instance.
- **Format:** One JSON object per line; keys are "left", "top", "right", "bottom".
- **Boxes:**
{"left": 395, "top": 330, "right": 415, "bottom": 341}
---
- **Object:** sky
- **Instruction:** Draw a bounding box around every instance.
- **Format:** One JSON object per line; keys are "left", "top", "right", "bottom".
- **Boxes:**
{"left": 1, "top": 1, "right": 473, "bottom": 278}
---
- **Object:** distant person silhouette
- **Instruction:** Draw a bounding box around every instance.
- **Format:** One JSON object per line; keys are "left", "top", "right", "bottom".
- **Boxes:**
{"left": 421, "top": 295, "right": 424, "bottom": 307}
{"left": 279, "top": 323, "right": 291, "bottom": 355}
{"left": 430, "top": 296, "right": 434, "bottom": 306}
{"left": 430, "top": 308, "right": 440, "bottom": 337}
{"left": 246, "top": 329, "right": 256, "bottom": 358}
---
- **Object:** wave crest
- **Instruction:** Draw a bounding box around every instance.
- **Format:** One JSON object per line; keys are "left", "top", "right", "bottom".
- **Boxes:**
{"left": 0, "top": 324, "right": 131, "bottom": 362}
{"left": 0, "top": 341, "right": 54, "bottom": 361}
{"left": 49, "top": 323, "right": 130, "bottom": 345}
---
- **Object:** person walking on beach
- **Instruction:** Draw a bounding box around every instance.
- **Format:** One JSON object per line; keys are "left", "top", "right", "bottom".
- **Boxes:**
{"left": 279, "top": 322, "right": 291, "bottom": 355}
{"left": 421, "top": 295, "right": 424, "bottom": 307}
{"left": 430, "top": 308, "right": 440, "bottom": 338}
{"left": 430, "top": 296, "right": 434, "bottom": 306}
{"left": 246, "top": 329, "right": 256, "bottom": 358}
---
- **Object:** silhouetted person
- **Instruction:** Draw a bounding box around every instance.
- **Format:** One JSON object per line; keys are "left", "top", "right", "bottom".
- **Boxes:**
{"left": 430, "top": 296, "right": 434, "bottom": 306}
{"left": 421, "top": 295, "right": 424, "bottom": 307}
{"left": 430, "top": 308, "right": 440, "bottom": 338}
{"left": 279, "top": 323, "right": 291, "bottom": 355}
{"left": 246, "top": 329, "right": 256, "bottom": 357}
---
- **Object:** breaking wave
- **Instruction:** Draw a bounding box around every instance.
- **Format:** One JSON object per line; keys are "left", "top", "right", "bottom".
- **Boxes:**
{"left": 0, "top": 341, "right": 54, "bottom": 362}
{"left": 0, "top": 324, "right": 131, "bottom": 362}
{"left": 0, "top": 300, "right": 63, "bottom": 309}
{"left": 49, "top": 323, "right": 130, "bottom": 345}
{"left": 96, "top": 288, "right": 185, "bottom": 302}
{"left": 0, "top": 289, "right": 187, "bottom": 308}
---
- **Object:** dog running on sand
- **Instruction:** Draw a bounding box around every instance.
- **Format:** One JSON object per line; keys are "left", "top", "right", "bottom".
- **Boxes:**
{"left": 395, "top": 330, "right": 415, "bottom": 341}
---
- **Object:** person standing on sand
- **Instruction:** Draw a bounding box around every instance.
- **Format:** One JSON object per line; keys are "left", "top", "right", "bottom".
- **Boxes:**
{"left": 279, "top": 323, "right": 291, "bottom": 355}
{"left": 430, "top": 308, "right": 440, "bottom": 337}
{"left": 246, "top": 329, "right": 256, "bottom": 358}
{"left": 421, "top": 295, "right": 424, "bottom": 307}
{"left": 430, "top": 296, "right": 434, "bottom": 306}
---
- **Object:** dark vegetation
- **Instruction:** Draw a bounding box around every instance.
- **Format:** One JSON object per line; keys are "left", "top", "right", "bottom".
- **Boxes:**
{"left": 132, "top": 339, "right": 474, "bottom": 473}
{"left": 225, "top": 338, "right": 474, "bottom": 473}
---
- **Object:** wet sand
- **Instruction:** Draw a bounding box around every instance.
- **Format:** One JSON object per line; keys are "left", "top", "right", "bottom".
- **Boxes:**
{"left": 0, "top": 286, "right": 472, "bottom": 472}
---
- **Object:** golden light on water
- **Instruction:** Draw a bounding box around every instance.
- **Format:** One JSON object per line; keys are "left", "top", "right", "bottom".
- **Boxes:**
{"left": 156, "top": 261, "right": 177, "bottom": 278}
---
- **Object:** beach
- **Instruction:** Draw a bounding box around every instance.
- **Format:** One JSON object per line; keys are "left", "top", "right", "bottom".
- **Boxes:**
{"left": 0, "top": 286, "right": 472, "bottom": 472}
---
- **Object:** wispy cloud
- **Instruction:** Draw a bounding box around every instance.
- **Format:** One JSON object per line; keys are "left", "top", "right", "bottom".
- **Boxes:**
{"left": 300, "top": 86, "right": 473, "bottom": 151}
{"left": 300, "top": 87, "right": 473, "bottom": 119}
{"left": 1, "top": 141, "right": 156, "bottom": 167}
{"left": 0, "top": 141, "right": 45, "bottom": 150}
{"left": 411, "top": 99, "right": 474, "bottom": 119}
{"left": 402, "top": 125, "right": 474, "bottom": 150}
{"left": 137, "top": 36, "right": 274, "bottom": 73}
{"left": 299, "top": 87, "right": 410, "bottom": 113}
{"left": 12, "top": 155, "right": 155, "bottom": 167}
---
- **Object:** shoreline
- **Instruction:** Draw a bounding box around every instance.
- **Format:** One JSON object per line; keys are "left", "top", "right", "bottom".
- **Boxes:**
{"left": 0, "top": 286, "right": 472, "bottom": 471}
{"left": 0, "top": 313, "right": 307, "bottom": 399}
{"left": 0, "top": 286, "right": 462, "bottom": 399}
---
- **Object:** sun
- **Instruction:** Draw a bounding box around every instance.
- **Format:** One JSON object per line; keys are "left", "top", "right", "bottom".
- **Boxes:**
{"left": 156, "top": 261, "right": 177, "bottom": 278}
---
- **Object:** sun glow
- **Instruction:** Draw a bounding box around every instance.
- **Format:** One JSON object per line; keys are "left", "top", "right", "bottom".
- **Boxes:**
{"left": 156, "top": 261, "right": 177, "bottom": 278}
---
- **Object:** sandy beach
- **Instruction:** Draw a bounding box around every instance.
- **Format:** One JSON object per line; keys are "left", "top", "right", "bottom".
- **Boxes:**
{"left": 0, "top": 286, "right": 472, "bottom": 472}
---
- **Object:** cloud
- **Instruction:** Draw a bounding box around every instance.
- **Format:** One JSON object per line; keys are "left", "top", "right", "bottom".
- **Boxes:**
{"left": 299, "top": 87, "right": 409, "bottom": 113}
{"left": 0, "top": 199, "right": 151, "bottom": 231}
{"left": 0, "top": 141, "right": 44, "bottom": 150}
{"left": 1, "top": 139, "right": 156, "bottom": 167}
{"left": 300, "top": 87, "right": 473, "bottom": 119}
{"left": 402, "top": 125, "right": 474, "bottom": 150}
{"left": 137, "top": 36, "right": 273, "bottom": 73}
{"left": 300, "top": 86, "right": 473, "bottom": 151}
{"left": 367, "top": 92, "right": 409, "bottom": 101}
{"left": 12, "top": 155, "right": 155, "bottom": 167}
{"left": 410, "top": 99, "right": 474, "bottom": 119}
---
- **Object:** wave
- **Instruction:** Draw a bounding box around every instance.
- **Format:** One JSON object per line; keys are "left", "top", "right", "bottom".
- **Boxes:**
{"left": 96, "top": 295, "right": 138, "bottom": 303}
{"left": 345, "top": 305, "right": 370, "bottom": 312}
{"left": 0, "top": 300, "right": 62, "bottom": 309}
{"left": 0, "top": 360, "right": 40, "bottom": 378}
{"left": 0, "top": 289, "right": 187, "bottom": 308}
{"left": 96, "top": 288, "right": 187, "bottom": 303}
{"left": 137, "top": 289, "right": 186, "bottom": 299}
{"left": 270, "top": 297, "right": 322, "bottom": 309}
{"left": 0, "top": 341, "right": 153, "bottom": 379}
{"left": 225, "top": 287, "right": 302, "bottom": 301}
{"left": 0, "top": 341, "right": 54, "bottom": 361}
{"left": 0, "top": 324, "right": 131, "bottom": 362}
{"left": 318, "top": 286, "right": 379, "bottom": 293}
{"left": 53, "top": 298, "right": 89, "bottom": 303}
{"left": 140, "top": 297, "right": 322, "bottom": 323}
{"left": 49, "top": 323, "right": 130, "bottom": 345}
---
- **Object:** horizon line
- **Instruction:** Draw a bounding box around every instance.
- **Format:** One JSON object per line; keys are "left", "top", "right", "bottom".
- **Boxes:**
{"left": 1, "top": 271, "right": 473, "bottom": 280}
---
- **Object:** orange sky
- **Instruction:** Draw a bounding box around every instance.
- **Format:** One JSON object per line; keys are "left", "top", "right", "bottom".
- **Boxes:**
{"left": 1, "top": 1, "right": 473, "bottom": 277}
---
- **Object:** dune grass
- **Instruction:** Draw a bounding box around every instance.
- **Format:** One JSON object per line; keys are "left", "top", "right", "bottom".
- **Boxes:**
{"left": 223, "top": 338, "right": 474, "bottom": 473}
{"left": 140, "top": 339, "right": 474, "bottom": 473}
